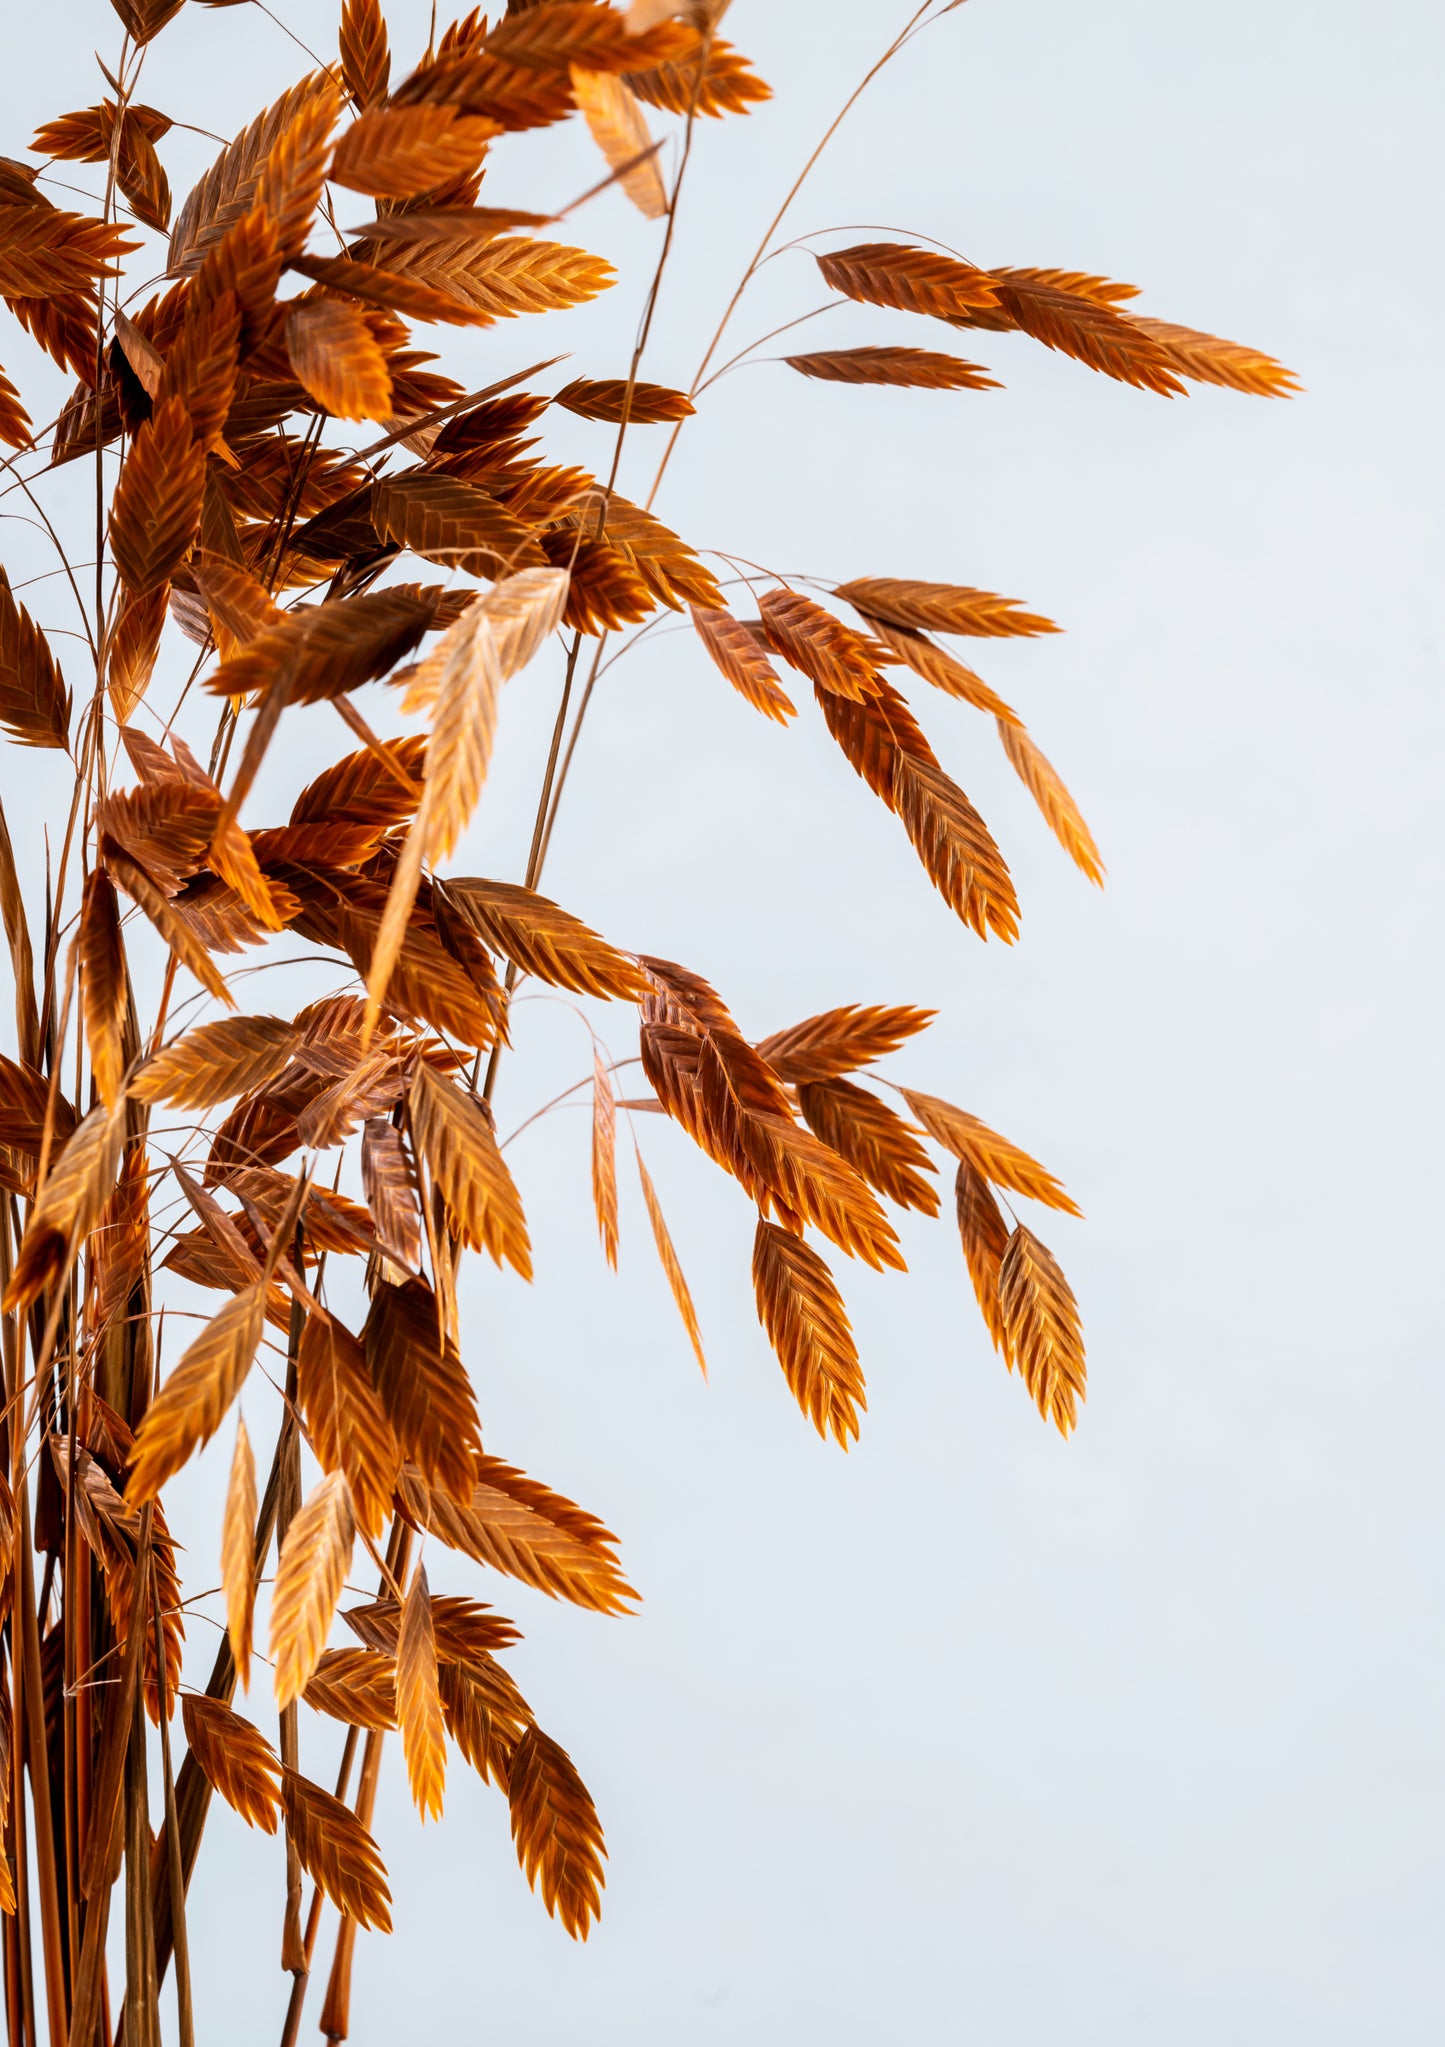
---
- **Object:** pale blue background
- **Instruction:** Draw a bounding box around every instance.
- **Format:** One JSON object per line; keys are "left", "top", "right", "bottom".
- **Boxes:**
{"left": 1, "top": 3, "right": 1442, "bottom": 2040}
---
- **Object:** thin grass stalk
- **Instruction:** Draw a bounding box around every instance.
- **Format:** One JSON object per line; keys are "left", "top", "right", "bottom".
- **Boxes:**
{"left": 277, "top": 1726, "right": 359, "bottom": 2047}
{"left": 276, "top": 1287, "right": 305, "bottom": 1976}
{"left": 0, "top": 1211, "right": 34, "bottom": 2047}
{"left": 2, "top": 1881, "right": 20, "bottom": 2047}
{"left": 16, "top": 1415, "right": 66, "bottom": 2044}
{"left": 317, "top": 1520, "right": 412, "bottom": 2044}
{"left": 69, "top": 1492, "right": 150, "bottom": 2047}
{"left": 150, "top": 1585, "right": 193, "bottom": 2047}
{"left": 141, "top": 1430, "right": 286, "bottom": 2008}
{"left": 122, "top": 1559, "right": 159, "bottom": 2047}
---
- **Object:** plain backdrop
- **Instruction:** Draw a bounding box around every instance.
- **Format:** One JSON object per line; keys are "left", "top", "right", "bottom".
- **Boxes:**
{"left": 2, "top": 2, "right": 1443, "bottom": 2041}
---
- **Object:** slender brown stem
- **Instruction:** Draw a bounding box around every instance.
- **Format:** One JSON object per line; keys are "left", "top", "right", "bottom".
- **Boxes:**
{"left": 121, "top": 1530, "right": 159, "bottom": 2047}
{"left": 329, "top": 698, "right": 422, "bottom": 802}
{"left": 317, "top": 1520, "right": 411, "bottom": 2043}
{"left": 62, "top": 1333, "right": 81, "bottom": 2018}
{"left": 526, "top": 10, "right": 938, "bottom": 928}
{"left": 70, "top": 1495, "right": 150, "bottom": 2047}
{"left": 479, "top": 626, "right": 587, "bottom": 1106}
{"left": 532, "top": 631, "right": 610, "bottom": 881}
{"left": 276, "top": 1727, "right": 358, "bottom": 2047}
{"left": 0, "top": 1206, "right": 36, "bottom": 2047}
{"left": 151, "top": 1588, "right": 193, "bottom": 2047}
{"left": 347, "top": 359, "right": 567, "bottom": 466}
{"left": 17, "top": 1447, "right": 67, "bottom": 2046}
{"left": 142, "top": 1420, "right": 287, "bottom": 2008}
{"left": 277, "top": 1281, "right": 305, "bottom": 1975}
{"left": 646, "top": 3, "right": 935, "bottom": 513}
{"left": 477, "top": 62, "right": 711, "bottom": 1113}
{"left": 3, "top": 1869, "right": 21, "bottom": 2047}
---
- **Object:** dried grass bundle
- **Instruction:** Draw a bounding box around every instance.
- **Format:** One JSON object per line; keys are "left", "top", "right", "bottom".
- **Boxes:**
{"left": 0, "top": 0, "right": 1292, "bottom": 2034}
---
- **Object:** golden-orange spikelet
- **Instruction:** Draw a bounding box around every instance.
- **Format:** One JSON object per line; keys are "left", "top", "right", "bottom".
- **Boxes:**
{"left": 556, "top": 377, "right": 693, "bottom": 423}
{"left": 996, "top": 719, "right": 1105, "bottom": 886}
{"left": 5, "top": 1101, "right": 126, "bottom": 1314}
{"left": 626, "top": 33, "right": 770, "bottom": 118}
{"left": 78, "top": 872, "right": 126, "bottom": 1108}
{"left": 816, "top": 242, "right": 999, "bottom": 319}
{"left": 169, "top": 75, "right": 334, "bottom": 276}
{"left": 902, "top": 1092, "right": 1081, "bottom": 1215}
{"left": 797, "top": 1079, "right": 940, "bottom": 1217}
{"left": 364, "top": 1279, "right": 482, "bottom": 1504}
{"left": 956, "top": 267, "right": 1186, "bottom": 395}
{"left": 400, "top": 1457, "right": 638, "bottom": 1616}
{"left": 0, "top": 567, "right": 70, "bottom": 747}
{"left": 365, "top": 567, "right": 567, "bottom": 1034}
{"left": 835, "top": 577, "right": 1059, "bottom": 640}
{"left": 591, "top": 1050, "right": 619, "bottom": 1269}
{"left": 634, "top": 1149, "right": 707, "bottom": 1376}
{"left": 340, "top": 0, "right": 391, "bottom": 108}
{"left": 756, "top": 1003, "right": 935, "bottom": 1085}
{"left": 331, "top": 103, "right": 497, "bottom": 201}
{"left": 865, "top": 617, "right": 1023, "bottom": 725}
{"left": 181, "top": 1696, "right": 283, "bottom": 1833}
{"left": 1124, "top": 315, "right": 1299, "bottom": 397}
{"left": 446, "top": 877, "right": 644, "bottom": 999}
{"left": 131, "top": 1015, "right": 297, "bottom": 1109}
{"left": 954, "top": 1160, "right": 1010, "bottom": 1356}
{"left": 396, "top": 1563, "right": 448, "bottom": 1822}
{"left": 126, "top": 1284, "right": 266, "bottom": 1503}
{"left": 88, "top": 1142, "right": 149, "bottom": 1337}
{"left": 102, "top": 838, "right": 235, "bottom": 1008}
{"left": 507, "top": 1726, "right": 607, "bottom": 1941}
{"left": 281, "top": 1769, "right": 392, "bottom": 1932}
{"left": 285, "top": 299, "right": 394, "bottom": 422}
{"left": 751, "top": 1219, "right": 866, "bottom": 1449}
{"left": 360, "top": 1118, "right": 424, "bottom": 1277}
{"left": 815, "top": 680, "right": 1020, "bottom": 943}
{"left": 785, "top": 345, "right": 1000, "bottom": 391}
{"left": 0, "top": 366, "right": 29, "bottom": 452}
{"left": 107, "top": 588, "right": 168, "bottom": 724}
{"left": 408, "top": 1062, "right": 532, "bottom": 1276}
{"left": 689, "top": 605, "right": 796, "bottom": 722}
{"left": 759, "top": 588, "right": 885, "bottom": 702}
{"left": 304, "top": 1648, "right": 397, "bottom": 1731}
{"left": 221, "top": 1416, "right": 257, "bottom": 1690}
{"left": 108, "top": 398, "right": 205, "bottom": 597}
{"left": 270, "top": 1471, "right": 356, "bottom": 1707}
{"left": 570, "top": 67, "right": 667, "bottom": 218}
{"left": 998, "top": 1226, "right": 1087, "bottom": 1434}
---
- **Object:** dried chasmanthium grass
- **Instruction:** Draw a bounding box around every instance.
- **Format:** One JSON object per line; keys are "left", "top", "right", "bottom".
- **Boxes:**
{"left": 0, "top": 0, "right": 1293, "bottom": 2036}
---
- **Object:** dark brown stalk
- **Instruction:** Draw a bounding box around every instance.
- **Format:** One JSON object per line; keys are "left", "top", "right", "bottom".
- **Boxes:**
{"left": 317, "top": 1519, "right": 412, "bottom": 2043}
{"left": 16, "top": 1425, "right": 66, "bottom": 2045}
{"left": 69, "top": 1501, "right": 150, "bottom": 2047}
{"left": 277, "top": 1727, "right": 359, "bottom": 2047}
{"left": 122, "top": 1534, "right": 158, "bottom": 2047}
{"left": 277, "top": 1284, "right": 306, "bottom": 1976}
{"left": 0, "top": 800, "right": 40, "bottom": 1067}
{"left": 151, "top": 1584, "right": 193, "bottom": 2047}
{"left": 0, "top": 1207, "right": 35, "bottom": 2047}
{"left": 3, "top": 1874, "right": 20, "bottom": 2047}
{"left": 140, "top": 1431, "right": 287, "bottom": 2013}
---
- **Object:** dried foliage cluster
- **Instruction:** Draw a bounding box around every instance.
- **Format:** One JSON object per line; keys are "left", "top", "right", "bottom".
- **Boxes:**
{"left": 0, "top": 0, "right": 1292, "bottom": 2037}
